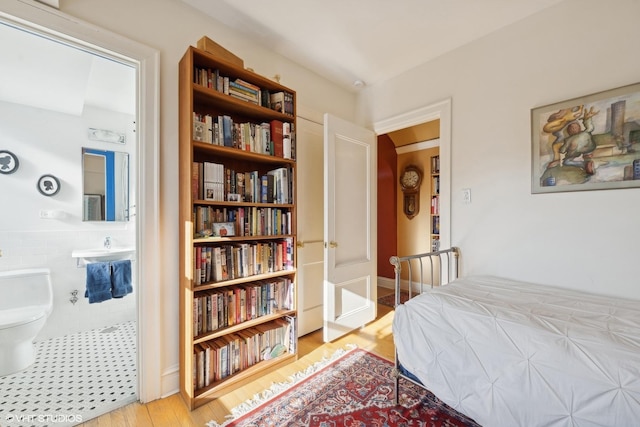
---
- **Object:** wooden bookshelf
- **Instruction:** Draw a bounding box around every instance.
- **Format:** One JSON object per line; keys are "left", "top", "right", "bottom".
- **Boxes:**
{"left": 179, "top": 44, "right": 298, "bottom": 410}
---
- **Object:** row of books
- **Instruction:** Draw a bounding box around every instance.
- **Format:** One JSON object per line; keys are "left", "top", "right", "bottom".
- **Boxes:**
{"left": 431, "top": 155, "right": 440, "bottom": 174}
{"left": 193, "top": 66, "right": 294, "bottom": 116}
{"left": 194, "top": 206, "right": 292, "bottom": 238}
{"left": 193, "top": 316, "right": 296, "bottom": 390}
{"left": 194, "top": 67, "right": 262, "bottom": 105}
{"left": 193, "top": 240, "right": 294, "bottom": 285}
{"left": 432, "top": 216, "right": 440, "bottom": 235}
{"left": 269, "top": 91, "right": 295, "bottom": 116}
{"left": 431, "top": 236, "right": 441, "bottom": 252}
{"left": 193, "top": 114, "right": 295, "bottom": 160}
{"left": 432, "top": 175, "right": 440, "bottom": 195}
{"left": 193, "top": 278, "right": 294, "bottom": 336}
{"left": 194, "top": 162, "right": 293, "bottom": 205}
{"left": 431, "top": 195, "right": 440, "bottom": 215}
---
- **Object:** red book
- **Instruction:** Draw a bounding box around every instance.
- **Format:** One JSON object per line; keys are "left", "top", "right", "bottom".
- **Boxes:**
{"left": 192, "top": 162, "right": 201, "bottom": 200}
{"left": 270, "top": 120, "right": 284, "bottom": 157}
{"left": 195, "top": 246, "right": 202, "bottom": 286}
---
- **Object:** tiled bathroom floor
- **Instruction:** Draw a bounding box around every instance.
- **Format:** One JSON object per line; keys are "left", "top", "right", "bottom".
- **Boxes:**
{"left": 0, "top": 321, "right": 137, "bottom": 427}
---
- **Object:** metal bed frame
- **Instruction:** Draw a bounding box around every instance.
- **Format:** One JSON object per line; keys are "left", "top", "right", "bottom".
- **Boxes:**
{"left": 388, "top": 247, "right": 460, "bottom": 404}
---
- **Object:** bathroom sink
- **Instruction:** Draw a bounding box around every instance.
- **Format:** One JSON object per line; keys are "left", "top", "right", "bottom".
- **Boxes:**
{"left": 71, "top": 247, "right": 135, "bottom": 263}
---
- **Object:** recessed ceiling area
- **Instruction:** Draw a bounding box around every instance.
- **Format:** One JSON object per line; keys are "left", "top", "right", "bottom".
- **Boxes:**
{"left": 0, "top": 22, "right": 135, "bottom": 116}
{"left": 386, "top": 121, "right": 440, "bottom": 147}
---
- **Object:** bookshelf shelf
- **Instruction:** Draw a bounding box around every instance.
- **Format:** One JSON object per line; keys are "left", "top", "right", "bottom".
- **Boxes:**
{"left": 193, "top": 199, "right": 295, "bottom": 209}
{"left": 193, "top": 268, "right": 296, "bottom": 290}
{"left": 192, "top": 352, "right": 297, "bottom": 402}
{"left": 192, "top": 141, "right": 296, "bottom": 164}
{"left": 193, "top": 309, "right": 297, "bottom": 344}
{"left": 179, "top": 43, "right": 298, "bottom": 410}
{"left": 193, "top": 234, "right": 295, "bottom": 244}
{"left": 193, "top": 85, "right": 292, "bottom": 121}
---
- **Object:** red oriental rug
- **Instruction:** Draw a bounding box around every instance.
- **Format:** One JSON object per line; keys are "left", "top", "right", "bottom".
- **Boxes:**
{"left": 207, "top": 347, "right": 480, "bottom": 427}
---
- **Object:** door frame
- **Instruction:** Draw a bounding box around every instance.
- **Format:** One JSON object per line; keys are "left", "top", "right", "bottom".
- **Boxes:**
{"left": 0, "top": 0, "right": 162, "bottom": 403}
{"left": 373, "top": 99, "right": 452, "bottom": 250}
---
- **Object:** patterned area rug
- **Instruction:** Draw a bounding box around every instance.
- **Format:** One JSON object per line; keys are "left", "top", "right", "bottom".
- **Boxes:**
{"left": 207, "top": 347, "right": 480, "bottom": 427}
{"left": 377, "top": 290, "right": 410, "bottom": 307}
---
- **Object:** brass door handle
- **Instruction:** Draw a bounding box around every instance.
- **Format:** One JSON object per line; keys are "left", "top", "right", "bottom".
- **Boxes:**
{"left": 325, "top": 241, "right": 338, "bottom": 248}
{"left": 297, "top": 239, "right": 323, "bottom": 248}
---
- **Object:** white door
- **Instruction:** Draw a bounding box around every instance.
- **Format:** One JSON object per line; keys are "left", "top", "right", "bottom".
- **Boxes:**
{"left": 323, "top": 114, "right": 377, "bottom": 342}
{"left": 296, "top": 118, "right": 325, "bottom": 336}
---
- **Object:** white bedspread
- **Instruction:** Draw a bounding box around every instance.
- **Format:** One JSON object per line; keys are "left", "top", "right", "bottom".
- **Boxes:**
{"left": 393, "top": 275, "right": 640, "bottom": 427}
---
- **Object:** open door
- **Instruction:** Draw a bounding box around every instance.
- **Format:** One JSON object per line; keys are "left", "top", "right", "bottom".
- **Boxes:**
{"left": 296, "top": 117, "right": 325, "bottom": 336}
{"left": 323, "top": 114, "right": 377, "bottom": 342}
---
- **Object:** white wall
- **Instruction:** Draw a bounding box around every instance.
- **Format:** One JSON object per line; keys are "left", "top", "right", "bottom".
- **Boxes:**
{"left": 362, "top": 0, "right": 640, "bottom": 299}
{"left": 0, "top": 101, "right": 137, "bottom": 339}
{"left": 52, "top": 0, "right": 358, "bottom": 397}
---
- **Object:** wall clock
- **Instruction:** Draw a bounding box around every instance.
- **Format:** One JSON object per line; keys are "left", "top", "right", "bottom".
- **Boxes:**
{"left": 0, "top": 150, "right": 19, "bottom": 174}
{"left": 400, "top": 165, "right": 423, "bottom": 219}
{"left": 37, "top": 174, "right": 61, "bottom": 196}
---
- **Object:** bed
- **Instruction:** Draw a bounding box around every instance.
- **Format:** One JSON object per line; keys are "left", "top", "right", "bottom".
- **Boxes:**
{"left": 389, "top": 247, "right": 640, "bottom": 426}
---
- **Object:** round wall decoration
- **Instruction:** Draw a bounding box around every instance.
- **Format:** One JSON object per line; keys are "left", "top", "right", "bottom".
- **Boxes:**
{"left": 37, "top": 174, "right": 61, "bottom": 196}
{"left": 0, "top": 150, "right": 19, "bottom": 174}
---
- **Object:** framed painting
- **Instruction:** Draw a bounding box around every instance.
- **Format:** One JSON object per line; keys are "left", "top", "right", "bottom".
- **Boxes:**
{"left": 531, "top": 82, "right": 640, "bottom": 193}
{"left": 212, "top": 222, "right": 235, "bottom": 237}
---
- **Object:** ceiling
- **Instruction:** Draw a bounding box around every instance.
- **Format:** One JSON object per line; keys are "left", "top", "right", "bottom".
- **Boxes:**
{"left": 387, "top": 120, "right": 440, "bottom": 147}
{"left": 182, "top": 0, "right": 565, "bottom": 91}
{"left": 0, "top": 1, "right": 564, "bottom": 132}
{"left": 0, "top": 21, "right": 135, "bottom": 116}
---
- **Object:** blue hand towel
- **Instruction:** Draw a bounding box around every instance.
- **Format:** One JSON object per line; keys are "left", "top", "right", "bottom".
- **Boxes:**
{"left": 85, "top": 262, "right": 113, "bottom": 303}
{"left": 111, "top": 260, "right": 132, "bottom": 298}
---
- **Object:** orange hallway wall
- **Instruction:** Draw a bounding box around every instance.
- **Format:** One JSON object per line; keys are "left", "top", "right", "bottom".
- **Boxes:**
{"left": 397, "top": 146, "right": 439, "bottom": 280}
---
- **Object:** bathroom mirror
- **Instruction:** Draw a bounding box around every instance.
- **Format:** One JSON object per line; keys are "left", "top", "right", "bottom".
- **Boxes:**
{"left": 82, "top": 148, "right": 130, "bottom": 221}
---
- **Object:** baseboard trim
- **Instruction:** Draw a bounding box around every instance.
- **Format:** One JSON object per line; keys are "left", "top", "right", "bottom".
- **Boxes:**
{"left": 161, "top": 364, "right": 180, "bottom": 398}
{"left": 378, "top": 276, "right": 435, "bottom": 294}
{"left": 377, "top": 276, "right": 394, "bottom": 290}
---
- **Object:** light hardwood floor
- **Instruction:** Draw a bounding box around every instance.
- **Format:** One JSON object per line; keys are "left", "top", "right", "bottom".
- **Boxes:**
{"left": 80, "top": 287, "right": 396, "bottom": 427}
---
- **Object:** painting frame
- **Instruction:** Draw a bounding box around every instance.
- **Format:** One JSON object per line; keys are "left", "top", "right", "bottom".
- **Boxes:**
{"left": 531, "top": 82, "right": 640, "bottom": 194}
{"left": 212, "top": 222, "right": 235, "bottom": 237}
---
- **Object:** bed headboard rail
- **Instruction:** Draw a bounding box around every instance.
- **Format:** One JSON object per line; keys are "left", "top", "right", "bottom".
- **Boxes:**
{"left": 389, "top": 247, "right": 460, "bottom": 306}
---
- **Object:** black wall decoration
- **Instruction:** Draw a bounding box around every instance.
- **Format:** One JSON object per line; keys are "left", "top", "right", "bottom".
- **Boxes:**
{"left": 0, "top": 150, "right": 19, "bottom": 174}
{"left": 37, "top": 174, "right": 61, "bottom": 196}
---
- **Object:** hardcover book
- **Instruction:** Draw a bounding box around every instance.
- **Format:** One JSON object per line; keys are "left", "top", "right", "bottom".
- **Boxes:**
{"left": 270, "top": 120, "right": 284, "bottom": 157}
{"left": 283, "top": 122, "right": 292, "bottom": 159}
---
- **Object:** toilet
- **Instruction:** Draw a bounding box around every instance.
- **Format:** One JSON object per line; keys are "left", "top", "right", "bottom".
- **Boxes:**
{"left": 0, "top": 268, "right": 53, "bottom": 376}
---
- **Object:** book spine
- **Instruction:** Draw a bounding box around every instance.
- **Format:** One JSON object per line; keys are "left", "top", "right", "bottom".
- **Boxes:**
{"left": 229, "top": 80, "right": 259, "bottom": 97}
{"left": 270, "top": 120, "right": 284, "bottom": 158}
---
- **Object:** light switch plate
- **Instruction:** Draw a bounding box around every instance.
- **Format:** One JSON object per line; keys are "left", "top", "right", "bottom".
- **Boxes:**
{"left": 462, "top": 188, "right": 471, "bottom": 204}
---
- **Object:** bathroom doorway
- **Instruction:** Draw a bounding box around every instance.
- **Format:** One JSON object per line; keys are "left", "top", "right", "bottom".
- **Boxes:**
{"left": 0, "top": 1, "right": 160, "bottom": 423}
